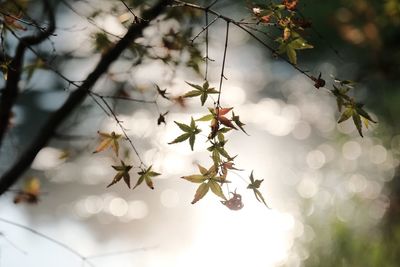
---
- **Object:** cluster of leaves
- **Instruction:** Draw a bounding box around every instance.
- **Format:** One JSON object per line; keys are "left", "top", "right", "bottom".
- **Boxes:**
{"left": 93, "top": 131, "right": 160, "bottom": 190}
{"left": 250, "top": 1, "right": 376, "bottom": 136}
{"left": 331, "top": 77, "right": 376, "bottom": 137}
{"left": 251, "top": 0, "right": 313, "bottom": 64}
{"left": 169, "top": 81, "right": 269, "bottom": 209}
{"left": 2, "top": 0, "right": 378, "bottom": 211}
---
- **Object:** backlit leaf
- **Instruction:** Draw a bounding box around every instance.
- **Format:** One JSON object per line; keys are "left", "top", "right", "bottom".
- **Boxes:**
{"left": 196, "top": 114, "right": 214, "bottom": 121}
{"left": 209, "top": 180, "right": 226, "bottom": 200}
{"left": 181, "top": 175, "right": 207, "bottom": 183}
{"left": 247, "top": 171, "right": 269, "bottom": 208}
{"left": 168, "top": 133, "right": 191, "bottom": 144}
{"left": 134, "top": 165, "right": 160, "bottom": 190}
{"left": 352, "top": 113, "right": 363, "bottom": 137}
{"left": 94, "top": 131, "right": 122, "bottom": 156}
{"left": 191, "top": 183, "right": 209, "bottom": 204}
{"left": 169, "top": 117, "right": 201, "bottom": 151}
{"left": 107, "top": 160, "right": 132, "bottom": 188}
{"left": 338, "top": 108, "right": 353, "bottom": 123}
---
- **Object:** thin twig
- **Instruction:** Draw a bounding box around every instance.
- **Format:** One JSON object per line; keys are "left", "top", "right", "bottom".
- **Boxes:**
{"left": 97, "top": 96, "right": 145, "bottom": 166}
{"left": 297, "top": 9, "right": 344, "bottom": 61}
{"left": 94, "top": 93, "right": 157, "bottom": 104}
{"left": 0, "top": 0, "right": 172, "bottom": 195}
{"left": 190, "top": 15, "right": 219, "bottom": 43}
{"left": 0, "top": 9, "right": 48, "bottom": 33}
{"left": 217, "top": 21, "right": 229, "bottom": 107}
{"left": 205, "top": 11, "right": 209, "bottom": 80}
{"left": 119, "top": 0, "right": 142, "bottom": 23}
{"left": 172, "top": 0, "right": 314, "bottom": 80}
{"left": 0, "top": 218, "right": 95, "bottom": 267}
{"left": 206, "top": 0, "right": 219, "bottom": 9}
{"left": 86, "top": 246, "right": 157, "bottom": 259}
{"left": 3, "top": 26, "right": 112, "bottom": 117}
{"left": 0, "top": 232, "right": 27, "bottom": 255}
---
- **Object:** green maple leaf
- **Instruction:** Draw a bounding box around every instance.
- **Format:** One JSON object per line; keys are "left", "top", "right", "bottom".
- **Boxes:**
{"left": 232, "top": 112, "right": 249, "bottom": 135}
{"left": 107, "top": 160, "right": 133, "bottom": 188}
{"left": 133, "top": 165, "right": 160, "bottom": 190}
{"left": 338, "top": 103, "right": 376, "bottom": 137}
{"left": 247, "top": 171, "right": 269, "bottom": 208}
{"left": 338, "top": 106, "right": 354, "bottom": 124}
{"left": 168, "top": 117, "right": 201, "bottom": 151}
{"left": 184, "top": 81, "right": 218, "bottom": 106}
{"left": 276, "top": 32, "right": 313, "bottom": 65}
{"left": 191, "top": 182, "right": 210, "bottom": 204}
{"left": 183, "top": 164, "right": 227, "bottom": 204}
{"left": 207, "top": 140, "right": 234, "bottom": 164}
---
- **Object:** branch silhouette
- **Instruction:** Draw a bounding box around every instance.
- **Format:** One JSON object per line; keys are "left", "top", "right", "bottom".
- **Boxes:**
{"left": 0, "top": 0, "right": 172, "bottom": 195}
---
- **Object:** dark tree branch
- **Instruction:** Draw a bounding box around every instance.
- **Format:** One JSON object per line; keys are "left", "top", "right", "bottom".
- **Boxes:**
{"left": 0, "top": 0, "right": 55, "bottom": 149}
{"left": 0, "top": 0, "right": 172, "bottom": 195}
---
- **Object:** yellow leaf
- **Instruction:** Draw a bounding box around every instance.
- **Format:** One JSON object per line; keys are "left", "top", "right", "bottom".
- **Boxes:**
{"left": 93, "top": 131, "right": 121, "bottom": 156}
{"left": 93, "top": 138, "right": 113, "bottom": 153}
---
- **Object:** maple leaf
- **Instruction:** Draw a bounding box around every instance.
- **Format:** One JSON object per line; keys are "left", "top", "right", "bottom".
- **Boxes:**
{"left": 133, "top": 165, "right": 160, "bottom": 190}
{"left": 282, "top": 0, "right": 298, "bottom": 10}
{"left": 337, "top": 103, "right": 376, "bottom": 137}
{"left": 183, "top": 81, "right": 218, "bottom": 106}
{"left": 169, "top": 117, "right": 201, "bottom": 151}
{"left": 221, "top": 161, "right": 242, "bottom": 177}
{"left": 247, "top": 171, "right": 269, "bottom": 208}
{"left": 14, "top": 177, "right": 41, "bottom": 204}
{"left": 260, "top": 15, "right": 271, "bottom": 23}
{"left": 221, "top": 190, "right": 244, "bottom": 210}
{"left": 331, "top": 84, "right": 351, "bottom": 112}
{"left": 107, "top": 160, "right": 132, "bottom": 188}
{"left": 182, "top": 164, "right": 216, "bottom": 183}
{"left": 209, "top": 107, "right": 237, "bottom": 139}
{"left": 276, "top": 32, "right": 313, "bottom": 65}
{"left": 183, "top": 164, "right": 227, "bottom": 204}
{"left": 155, "top": 84, "right": 169, "bottom": 100}
{"left": 311, "top": 73, "right": 326, "bottom": 89}
{"left": 232, "top": 112, "right": 249, "bottom": 135}
{"left": 207, "top": 140, "right": 234, "bottom": 165}
{"left": 93, "top": 131, "right": 122, "bottom": 156}
{"left": 215, "top": 107, "right": 237, "bottom": 129}
{"left": 4, "top": 13, "right": 27, "bottom": 31}
{"left": 157, "top": 111, "right": 169, "bottom": 125}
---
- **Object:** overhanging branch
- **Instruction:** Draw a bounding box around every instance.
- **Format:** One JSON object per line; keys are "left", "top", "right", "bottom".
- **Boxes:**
{"left": 0, "top": 0, "right": 55, "bottom": 149}
{"left": 0, "top": 0, "right": 172, "bottom": 195}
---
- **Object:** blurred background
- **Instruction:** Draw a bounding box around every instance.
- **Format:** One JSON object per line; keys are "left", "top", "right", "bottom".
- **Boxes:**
{"left": 0, "top": 0, "right": 399, "bottom": 266}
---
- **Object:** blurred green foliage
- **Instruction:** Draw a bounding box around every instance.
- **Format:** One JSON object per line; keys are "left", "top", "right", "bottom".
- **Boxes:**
{"left": 304, "top": 221, "right": 400, "bottom": 267}
{"left": 298, "top": 1, "right": 400, "bottom": 266}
